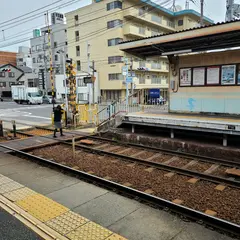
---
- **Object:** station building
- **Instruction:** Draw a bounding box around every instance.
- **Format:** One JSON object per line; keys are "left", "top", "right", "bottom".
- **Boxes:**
{"left": 119, "top": 20, "right": 240, "bottom": 146}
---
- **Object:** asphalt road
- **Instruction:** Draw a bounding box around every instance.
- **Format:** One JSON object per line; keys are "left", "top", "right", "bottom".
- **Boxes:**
{"left": 0, "top": 102, "right": 52, "bottom": 127}
{"left": 0, "top": 207, "right": 42, "bottom": 240}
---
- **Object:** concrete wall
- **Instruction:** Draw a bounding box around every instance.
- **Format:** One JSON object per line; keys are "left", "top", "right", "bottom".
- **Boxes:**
{"left": 170, "top": 49, "right": 240, "bottom": 115}
{"left": 0, "top": 51, "right": 16, "bottom": 66}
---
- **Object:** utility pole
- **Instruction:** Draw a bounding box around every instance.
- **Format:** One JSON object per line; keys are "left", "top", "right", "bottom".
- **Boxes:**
{"left": 200, "top": 0, "right": 204, "bottom": 26}
{"left": 130, "top": 57, "right": 133, "bottom": 103}
{"left": 87, "top": 41, "right": 91, "bottom": 107}
{"left": 185, "top": 0, "right": 189, "bottom": 9}
{"left": 226, "top": 0, "right": 234, "bottom": 21}
{"left": 92, "top": 60, "right": 95, "bottom": 104}
{"left": 46, "top": 11, "right": 55, "bottom": 107}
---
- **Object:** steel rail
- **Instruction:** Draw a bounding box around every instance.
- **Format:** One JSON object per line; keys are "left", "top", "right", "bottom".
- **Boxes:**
{"left": 14, "top": 128, "right": 240, "bottom": 188}
{"left": 0, "top": 143, "right": 239, "bottom": 237}
{"left": 33, "top": 126, "right": 240, "bottom": 168}
{"left": 84, "top": 135, "right": 240, "bottom": 168}
{"left": 64, "top": 142, "right": 240, "bottom": 189}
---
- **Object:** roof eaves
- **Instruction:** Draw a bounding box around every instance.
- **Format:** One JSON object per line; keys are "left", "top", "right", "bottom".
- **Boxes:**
{"left": 174, "top": 9, "right": 213, "bottom": 23}
{"left": 141, "top": 0, "right": 213, "bottom": 23}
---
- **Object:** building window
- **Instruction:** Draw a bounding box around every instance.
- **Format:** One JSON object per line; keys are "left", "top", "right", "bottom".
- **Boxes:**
{"left": 178, "top": 19, "right": 183, "bottom": 26}
{"left": 0, "top": 82, "right": 6, "bottom": 87}
{"left": 9, "top": 82, "right": 15, "bottom": 87}
{"left": 75, "top": 15, "right": 79, "bottom": 25}
{"left": 36, "top": 45, "right": 42, "bottom": 51}
{"left": 9, "top": 72, "right": 15, "bottom": 78}
{"left": 108, "top": 73, "right": 123, "bottom": 80}
{"left": 33, "top": 58, "right": 36, "bottom": 63}
{"left": 0, "top": 72, "right": 5, "bottom": 77}
{"left": 77, "top": 78, "right": 87, "bottom": 87}
{"left": 75, "top": 31, "right": 79, "bottom": 41}
{"left": 139, "top": 26, "right": 145, "bottom": 35}
{"left": 106, "top": 90, "right": 121, "bottom": 101}
{"left": 136, "top": 74, "right": 145, "bottom": 84}
{"left": 151, "top": 60, "right": 161, "bottom": 69}
{"left": 108, "top": 56, "right": 122, "bottom": 64}
{"left": 107, "top": 1, "right": 122, "bottom": 11}
{"left": 167, "top": 20, "right": 175, "bottom": 28}
{"left": 18, "top": 58, "right": 23, "bottom": 62}
{"left": 77, "top": 60, "right": 81, "bottom": 71}
{"left": 107, "top": 19, "right": 122, "bottom": 29}
{"left": 139, "top": 6, "right": 147, "bottom": 16}
{"left": 151, "top": 14, "right": 162, "bottom": 23}
{"left": 151, "top": 75, "right": 161, "bottom": 84}
{"left": 151, "top": 28, "right": 160, "bottom": 36}
{"left": 55, "top": 55, "right": 58, "bottom": 61}
{"left": 31, "top": 46, "right": 35, "bottom": 52}
{"left": 108, "top": 38, "right": 123, "bottom": 46}
{"left": 54, "top": 42, "right": 57, "bottom": 48}
{"left": 76, "top": 46, "right": 80, "bottom": 56}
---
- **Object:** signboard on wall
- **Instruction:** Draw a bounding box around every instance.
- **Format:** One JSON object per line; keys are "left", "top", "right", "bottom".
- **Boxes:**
{"left": 238, "top": 65, "right": 240, "bottom": 85}
{"left": 149, "top": 89, "right": 160, "bottom": 98}
{"left": 207, "top": 66, "right": 220, "bottom": 85}
{"left": 180, "top": 68, "right": 191, "bottom": 86}
{"left": 193, "top": 67, "right": 205, "bottom": 86}
{"left": 221, "top": 65, "right": 236, "bottom": 85}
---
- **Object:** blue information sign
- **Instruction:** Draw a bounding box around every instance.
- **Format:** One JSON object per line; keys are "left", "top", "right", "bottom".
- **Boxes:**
{"left": 126, "top": 77, "right": 133, "bottom": 83}
{"left": 149, "top": 89, "right": 160, "bottom": 98}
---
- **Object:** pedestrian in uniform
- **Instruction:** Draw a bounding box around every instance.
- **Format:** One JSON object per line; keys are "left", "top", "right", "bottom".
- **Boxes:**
{"left": 53, "top": 105, "right": 64, "bottom": 138}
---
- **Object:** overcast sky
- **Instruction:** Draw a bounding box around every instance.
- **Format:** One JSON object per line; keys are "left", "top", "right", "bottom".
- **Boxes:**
{"left": 0, "top": 0, "right": 228, "bottom": 52}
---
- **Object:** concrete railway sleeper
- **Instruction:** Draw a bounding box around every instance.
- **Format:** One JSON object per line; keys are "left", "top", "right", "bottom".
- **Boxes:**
{"left": 0, "top": 143, "right": 239, "bottom": 238}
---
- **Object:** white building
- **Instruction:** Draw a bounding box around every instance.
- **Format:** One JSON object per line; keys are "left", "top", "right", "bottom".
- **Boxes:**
{"left": 16, "top": 46, "right": 32, "bottom": 69}
{"left": 55, "top": 73, "right": 99, "bottom": 103}
{"left": 30, "top": 12, "right": 68, "bottom": 93}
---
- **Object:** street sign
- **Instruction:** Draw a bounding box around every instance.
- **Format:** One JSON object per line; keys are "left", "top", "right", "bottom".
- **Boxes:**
{"left": 122, "top": 66, "right": 128, "bottom": 76}
{"left": 126, "top": 77, "right": 133, "bottom": 83}
{"left": 128, "top": 71, "right": 135, "bottom": 77}
{"left": 83, "top": 76, "right": 93, "bottom": 84}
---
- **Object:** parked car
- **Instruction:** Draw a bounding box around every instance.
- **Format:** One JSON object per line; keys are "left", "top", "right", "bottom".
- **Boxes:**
{"left": 43, "top": 95, "right": 55, "bottom": 104}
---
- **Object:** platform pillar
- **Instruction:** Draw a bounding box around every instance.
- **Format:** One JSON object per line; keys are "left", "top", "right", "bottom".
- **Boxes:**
{"left": 170, "top": 129, "right": 174, "bottom": 139}
{"left": 132, "top": 124, "right": 135, "bottom": 133}
{"left": 223, "top": 134, "right": 227, "bottom": 147}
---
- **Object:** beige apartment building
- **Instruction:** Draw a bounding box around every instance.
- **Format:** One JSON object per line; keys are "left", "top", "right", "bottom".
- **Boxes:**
{"left": 66, "top": 0, "right": 213, "bottom": 102}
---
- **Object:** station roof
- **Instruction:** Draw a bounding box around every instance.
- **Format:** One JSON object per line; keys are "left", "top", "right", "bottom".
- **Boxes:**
{"left": 119, "top": 20, "right": 240, "bottom": 58}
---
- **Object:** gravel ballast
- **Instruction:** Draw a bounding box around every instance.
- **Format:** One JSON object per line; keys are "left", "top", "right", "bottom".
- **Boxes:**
{"left": 31, "top": 145, "right": 240, "bottom": 225}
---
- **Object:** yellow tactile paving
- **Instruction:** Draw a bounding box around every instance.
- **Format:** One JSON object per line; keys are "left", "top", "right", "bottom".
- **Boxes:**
{"left": 3, "top": 187, "right": 36, "bottom": 202}
{"left": 0, "top": 176, "right": 13, "bottom": 185}
{"left": 106, "top": 234, "right": 128, "bottom": 240}
{"left": 0, "top": 173, "right": 127, "bottom": 240}
{"left": 16, "top": 194, "right": 69, "bottom": 222}
{"left": 0, "top": 181, "right": 24, "bottom": 194}
{"left": 46, "top": 211, "right": 89, "bottom": 235}
{"left": 66, "top": 221, "right": 113, "bottom": 240}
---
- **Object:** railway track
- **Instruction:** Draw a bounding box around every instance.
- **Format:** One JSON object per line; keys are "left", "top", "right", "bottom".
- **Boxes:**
{"left": 15, "top": 128, "right": 240, "bottom": 188}
{"left": 0, "top": 142, "right": 239, "bottom": 238}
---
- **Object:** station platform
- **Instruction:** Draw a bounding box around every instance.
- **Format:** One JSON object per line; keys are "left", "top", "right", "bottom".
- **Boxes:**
{"left": 0, "top": 152, "right": 234, "bottom": 240}
{"left": 123, "top": 112, "right": 240, "bottom": 146}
